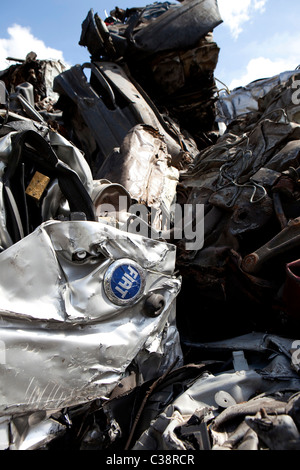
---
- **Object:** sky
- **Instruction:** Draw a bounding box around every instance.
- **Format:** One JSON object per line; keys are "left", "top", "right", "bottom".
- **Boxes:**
{"left": 0, "top": 0, "right": 299, "bottom": 91}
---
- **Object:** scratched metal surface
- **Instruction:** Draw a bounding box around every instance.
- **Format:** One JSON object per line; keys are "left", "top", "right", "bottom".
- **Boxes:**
{"left": 0, "top": 219, "right": 182, "bottom": 417}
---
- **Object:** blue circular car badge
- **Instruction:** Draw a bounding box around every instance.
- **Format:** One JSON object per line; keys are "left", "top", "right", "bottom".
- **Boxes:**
{"left": 104, "top": 259, "right": 146, "bottom": 306}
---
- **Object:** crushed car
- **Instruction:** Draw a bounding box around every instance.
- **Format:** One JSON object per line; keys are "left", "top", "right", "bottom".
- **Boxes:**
{"left": 0, "top": 0, "right": 300, "bottom": 452}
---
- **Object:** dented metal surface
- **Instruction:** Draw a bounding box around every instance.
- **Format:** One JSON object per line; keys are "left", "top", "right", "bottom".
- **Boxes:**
{"left": 53, "top": 61, "right": 196, "bottom": 172}
{"left": 216, "top": 70, "right": 300, "bottom": 127}
{"left": 80, "top": 0, "right": 222, "bottom": 59}
{"left": 96, "top": 124, "right": 179, "bottom": 225}
{"left": 0, "top": 219, "right": 182, "bottom": 417}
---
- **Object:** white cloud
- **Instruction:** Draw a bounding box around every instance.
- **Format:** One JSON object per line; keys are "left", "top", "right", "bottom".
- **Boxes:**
{"left": 253, "top": 0, "right": 267, "bottom": 10}
{"left": 0, "top": 24, "right": 69, "bottom": 71}
{"left": 229, "top": 56, "right": 298, "bottom": 89}
{"left": 228, "top": 31, "right": 300, "bottom": 89}
{"left": 217, "top": 0, "right": 268, "bottom": 39}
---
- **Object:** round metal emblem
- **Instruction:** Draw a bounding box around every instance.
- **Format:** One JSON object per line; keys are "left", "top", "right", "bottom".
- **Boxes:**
{"left": 104, "top": 259, "right": 146, "bottom": 306}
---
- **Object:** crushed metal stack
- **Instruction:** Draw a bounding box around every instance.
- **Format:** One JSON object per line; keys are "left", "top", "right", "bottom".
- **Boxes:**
{"left": 0, "top": 0, "right": 300, "bottom": 452}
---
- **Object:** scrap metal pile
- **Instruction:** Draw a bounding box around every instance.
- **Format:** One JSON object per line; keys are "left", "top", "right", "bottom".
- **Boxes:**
{"left": 0, "top": 0, "right": 300, "bottom": 451}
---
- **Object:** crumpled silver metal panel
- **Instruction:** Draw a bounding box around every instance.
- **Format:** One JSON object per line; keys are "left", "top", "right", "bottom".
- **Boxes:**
{"left": 0, "top": 132, "right": 18, "bottom": 249}
{"left": 0, "top": 219, "right": 182, "bottom": 417}
{"left": 96, "top": 124, "right": 179, "bottom": 231}
{"left": 216, "top": 70, "right": 299, "bottom": 127}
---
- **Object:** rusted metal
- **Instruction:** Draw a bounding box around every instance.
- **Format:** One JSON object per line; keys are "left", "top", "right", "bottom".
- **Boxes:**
{"left": 242, "top": 217, "right": 300, "bottom": 274}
